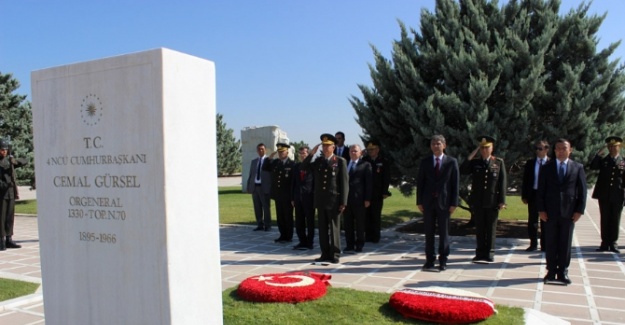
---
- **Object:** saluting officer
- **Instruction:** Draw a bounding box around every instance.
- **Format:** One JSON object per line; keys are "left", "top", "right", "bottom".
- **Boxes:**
{"left": 263, "top": 143, "right": 295, "bottom": 243}
{"left": 301, "top": 133, "right": 348, "bottom": 264}
{"left": 460, "top": 136, "right": 507, "bottom": 263}
{"left": 590, "top": 136, "right": 625, "bottom": 254}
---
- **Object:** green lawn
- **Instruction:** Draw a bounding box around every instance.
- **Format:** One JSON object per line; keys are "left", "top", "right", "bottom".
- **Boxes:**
{"left": 0, "top": 278, "right": 39, "bottom": 302}
{"left": 223, "top": 286, "right": 524, "bottom": 324}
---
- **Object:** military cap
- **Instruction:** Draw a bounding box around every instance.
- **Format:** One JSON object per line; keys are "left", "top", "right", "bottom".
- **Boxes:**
{"left": 320, "top": 133, "right": 337, "bottom": 145}
{"left": 605, "top": 136, "right": 622, "bottom": 146}
{"left": 366, "top": 139, "right": 380, "bottom": 150}
{"left": 276, "top": 142, "right": 290, "bottom": 152}
{"left": 477, "top": 135, "right": 495, "bottom": 147}
{"left": 0, "top": 140, "right": 8, "bottom": 150}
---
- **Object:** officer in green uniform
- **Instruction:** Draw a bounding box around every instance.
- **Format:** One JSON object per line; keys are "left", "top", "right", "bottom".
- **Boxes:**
{"left": 0, "top": 140, "right": 28, "bottom": 251}
{"left": 590, "top": 136, "right": 625, "bottom": 253}
{"left": 460, "top": 136, "right": 507, "bottom": 263}
{"left": 263, "top": 143, "right": 295, "bottom": 243}
{"left": 301, "top": 133, "right": 348, "bottom": 264}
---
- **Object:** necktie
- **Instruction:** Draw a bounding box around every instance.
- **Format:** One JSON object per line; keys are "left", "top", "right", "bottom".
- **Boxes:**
{"left": 256, "top": 158, "right": 262, "bottom": 181}
{"left": 435, "top": 157, "right": 440, "bottom": 176}
{"left": 558, "top": 162, "right": 565, "bottom": 182}
{"left": 349, "top": 161, "right": 355, "bottom": 174}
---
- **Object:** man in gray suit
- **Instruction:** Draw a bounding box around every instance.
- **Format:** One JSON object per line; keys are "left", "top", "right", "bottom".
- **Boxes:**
{"left": 417, "top": 135, "right": 459, "bottom": 271}
{"left": 247, "top": 143, "right": 272, "bottom": 231}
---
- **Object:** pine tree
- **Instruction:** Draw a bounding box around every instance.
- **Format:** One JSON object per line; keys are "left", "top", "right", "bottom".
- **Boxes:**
{"left": 0, "top": 72, "right": 34, "bottom": 187}
{"left": 351, "top": 0, "right": 625, "bottom": 197}
{"left": 216, "top": 113, "right": 242, "bottom": 176}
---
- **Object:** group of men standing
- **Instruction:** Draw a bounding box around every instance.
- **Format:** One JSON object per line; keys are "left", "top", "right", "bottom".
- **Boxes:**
{"left": 246, "top": 132, "right": 390, "bottom": 264}
{"left": 0, "top": 139, "right": 27, "bottom": 251}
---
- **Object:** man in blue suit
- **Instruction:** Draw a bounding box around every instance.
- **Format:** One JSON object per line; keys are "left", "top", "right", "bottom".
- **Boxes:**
{"left": 537, "top": 138, "right": 587, "bottom": 285}
{"left": 417, "top": 135, "right": 459, "bottom": 271}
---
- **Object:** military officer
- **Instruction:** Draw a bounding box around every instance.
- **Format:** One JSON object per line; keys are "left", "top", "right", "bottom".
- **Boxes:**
{"left": 460, "top": 135, "right": 507, "bottom": 263}
{"left": 301, "top": 133, "right": 348, "bottom": 264}
{"left": 0, "top": 140, "right": 28, "bottom": 251}
{"left": 362, "top": 140, "right": 390, "bottom": 243}
{"left": 263, "top": 143, "right": 295, "bottom": 243}
{"left": 590, "top": 136, "right": 625, "bottom": 253}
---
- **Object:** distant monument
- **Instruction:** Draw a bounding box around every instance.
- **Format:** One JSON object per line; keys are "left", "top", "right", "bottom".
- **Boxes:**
{"left": 241, "top": 125, "right": 293, "bottom": 193}
{"left": 31, "top": 48, "right": 223, "bottom": 324}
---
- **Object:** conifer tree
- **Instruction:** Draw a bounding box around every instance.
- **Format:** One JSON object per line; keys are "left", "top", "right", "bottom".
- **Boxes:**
{"left": 216, "top": 113, "right": 242, "bottom": 176}
{"left": 351, "top": 0, "right": 625, "bottom": 196}
{"left": 0, "top": 72, "right": 34, "bottom": 186}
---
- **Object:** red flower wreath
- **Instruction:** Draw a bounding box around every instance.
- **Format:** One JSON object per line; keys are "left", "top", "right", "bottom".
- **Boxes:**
{"left": 237, "top": 271, "right": 331, "bottom": 303}
{"left": 389, "top": 287, "right": 496, "bottom": 324}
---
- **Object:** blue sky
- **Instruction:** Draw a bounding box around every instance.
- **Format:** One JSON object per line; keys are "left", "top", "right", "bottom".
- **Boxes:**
{"left": 1, "top": 0, "right": 623, "bottom": 147}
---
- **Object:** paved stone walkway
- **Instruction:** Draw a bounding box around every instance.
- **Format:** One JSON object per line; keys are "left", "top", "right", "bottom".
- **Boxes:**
{"left": 1, "top": 190, "right": 624, "bottom": 324}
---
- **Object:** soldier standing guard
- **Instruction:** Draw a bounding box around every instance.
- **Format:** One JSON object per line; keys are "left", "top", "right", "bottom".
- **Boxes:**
{"left": 0, "top": 140, "right": 28, "bottom": 251}
{"left": 460, "top": 136, "right": 507, "bottom": 263}
{"left": 362, "top": 140, "right": 390, "bottom": 243}
{"left": 263, "top": 143, "right": 295, "bottom": 243}
{"left": 301, "top": 133, "right": 348, "bottom": 264}
{"left": 590, "top": 136, "right": 625, "bottom": 254}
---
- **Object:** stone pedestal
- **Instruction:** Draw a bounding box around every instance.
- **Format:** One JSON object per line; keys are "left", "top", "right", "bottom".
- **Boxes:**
{"left": 31, "top": 48, "right": 222, "bottom": 324}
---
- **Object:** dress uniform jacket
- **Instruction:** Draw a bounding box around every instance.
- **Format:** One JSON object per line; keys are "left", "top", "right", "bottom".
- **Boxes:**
{"left": 460, "top": 157, "right": 506, "bottom": 208}
{"left": 263, "top": 158, "right": 295, "bottom": 201}
{"left": 302, "top": 154, "right": 348, "bottom": 210}
{"left": 590, "top": 155, "right": 625, "bottom": 203}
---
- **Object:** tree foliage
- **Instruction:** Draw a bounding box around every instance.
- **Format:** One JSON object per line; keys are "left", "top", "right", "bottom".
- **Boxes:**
{"left": 216, "top": 113, "right": 242, "bottom": 176}
{"left": 351, "top": 0, "right": 625, "bottom": 195}
{"left": 0, "top": 72, "right": 34, "bottom": 186}
{"left": 289, "top": 140, "right": 309, "bottom": 161}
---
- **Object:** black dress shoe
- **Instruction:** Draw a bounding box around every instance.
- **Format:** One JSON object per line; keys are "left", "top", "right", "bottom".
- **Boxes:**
{"left": 439, "top": 264, "right": 447, "bottom": 271}
{"left": 306, "top": 244, "right": 314, "bottom": 250}
{"left": 314, "top": 256, "right": 330, "bottom": 262}
{"left": 525, "top": 245, "right": 537, "bottom": 252}
{"left": 422, "top": 261, "right": 436, "bottom": 271}
{"left": 543, "top": 272, "right": 556, "bottom": 283}
{"left": 5, "top": 238, "right": 21, "bottom": 249}
{"left": 330, "top": 258, "right": 340, "bottom": 264}
{"left": 253, "top": 226, "right": 264, "bottom": 231}
{"left": 596, "top": 246, "right": 609, "bottom": 252}
{"left": 355, "top": 247, "right": 363, "bottom": 253}
{"left": 610, "top": 246, "right": 621, "bottom": 254}
{"left": 264, "top": 227, "right": 271, "bottom": 231}
{"left": 343, "top": 247, "right": 355, "bottom": 253}
{"left": 274, "top": 237, "right": 285, "bottom": 243}
{"left": 557, "top": 273, "right": 572, "bottom": 285}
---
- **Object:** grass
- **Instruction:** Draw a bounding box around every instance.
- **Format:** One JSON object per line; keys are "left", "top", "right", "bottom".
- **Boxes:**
{"left": 223, "top": 286, "right": 524, "bottom": 325}
{"left": 15, "top": 200, "right": 37, "bottom": 215}
{"left": 0, "top": 278, "right": 39, "bottom": 302}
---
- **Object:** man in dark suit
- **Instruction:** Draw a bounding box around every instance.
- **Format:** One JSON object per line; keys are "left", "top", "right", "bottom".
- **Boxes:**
{"left": 292, "top": 146, "right": 315, "bottom": 250}
{"left": 537, "top": 138, "right": 587, "bottom": 285}
{"left": 417, "top": 135, "right": 459, "bottom": 271}
{"left": 589, "top": 136, "right": 624, "bottom": 254}
{"left": 344, "top": 144, "right": 372, "bottom": 253}
{"left": 362, "top": 140, "right": 391, "bottom": 243}
{"left": 521, "top": 140, "right": 550, "bottom": 251}
{"left": 460, "top": 135, "right": 507, "bottom": 264}
{"left": 333, "top": 131, "right": 350, "bottom": 161}
{"left": 263, "top": 143, "right": 295, "bottom": 243}
{"left": 301, "top": 133, "right": 348, "bottom": 264}
{"left": 246, "top": 143, "right": 272, "bottom": 231}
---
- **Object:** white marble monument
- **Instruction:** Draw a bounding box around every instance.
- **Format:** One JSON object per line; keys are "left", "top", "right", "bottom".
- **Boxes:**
{"left": 31, "top": 48, "right": 222, "bottom": 324}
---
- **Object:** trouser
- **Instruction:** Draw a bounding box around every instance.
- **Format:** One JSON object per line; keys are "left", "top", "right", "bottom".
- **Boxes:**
{"left": 366, "top": 197, "right": 383, "bottom": 242}
{"left": 527, "top": 192, "right": 545, "bottom": 248}
{"left": 545, "top": 215, "right": 574, "bottom": 274}
{"left": 317, "top": 206, "right": 341, "bottom": 260}
{"left": 275, "top": 197, "right": 293, "bottom": 240}
{"left": 344, "top": 202, "right": 366, "bottom": 250}
{"left": 473, "top": 207, "right": 499, "bottom": 259}
{"left": 294, "top": 193, "right": 315, "bottom": 246}
{"left": 423, "top": 200, "right": 450, "bottom": 263}
{"left": 252, "top": 185, "right": 271, "bottom": 228}
{"left": 598, "top": 199, "right": 623, "bottom": 248}
{"left": 1, "top": 198, "right": 15, "bottom": 237}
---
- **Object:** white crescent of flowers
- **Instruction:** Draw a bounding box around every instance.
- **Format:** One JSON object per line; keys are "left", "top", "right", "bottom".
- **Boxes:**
{"left": 253, "top": 275, "right": 316, "bottom": 287}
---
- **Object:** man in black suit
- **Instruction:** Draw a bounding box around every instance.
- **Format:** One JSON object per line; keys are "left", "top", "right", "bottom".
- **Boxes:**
{"left": 460, "top": 135, "right": 507, "bottom": 264}
{"left": 263, "top": 143, "right": 295, "bottom": 243}
{"left": 521, "top": 140, "right": 550, "bottom": 251}
{"left": 417, "top": 135, "right": 459, "bottom": 271}
{"left": 362, "top": 140, "right": 391, "bottom": 243}
{"left": 537, "top": 138, "right": 587, "bottom": 285}
{"left": 333, "top": 131, "right": 350, "bottom": 161}
{"left": 301, "top": 133, "right": 348, "bottom": 264}
{"left": 589, "top": 136, "right": 624, "bottom": 254}
{"left": 246, "top": 143, "right": 272, "bottom": 231}
{"left": 292, "top": 146, "right": 315, "bottom": 250}
{"left": 344, "top": 144, "right": 372, "bottom": 253}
